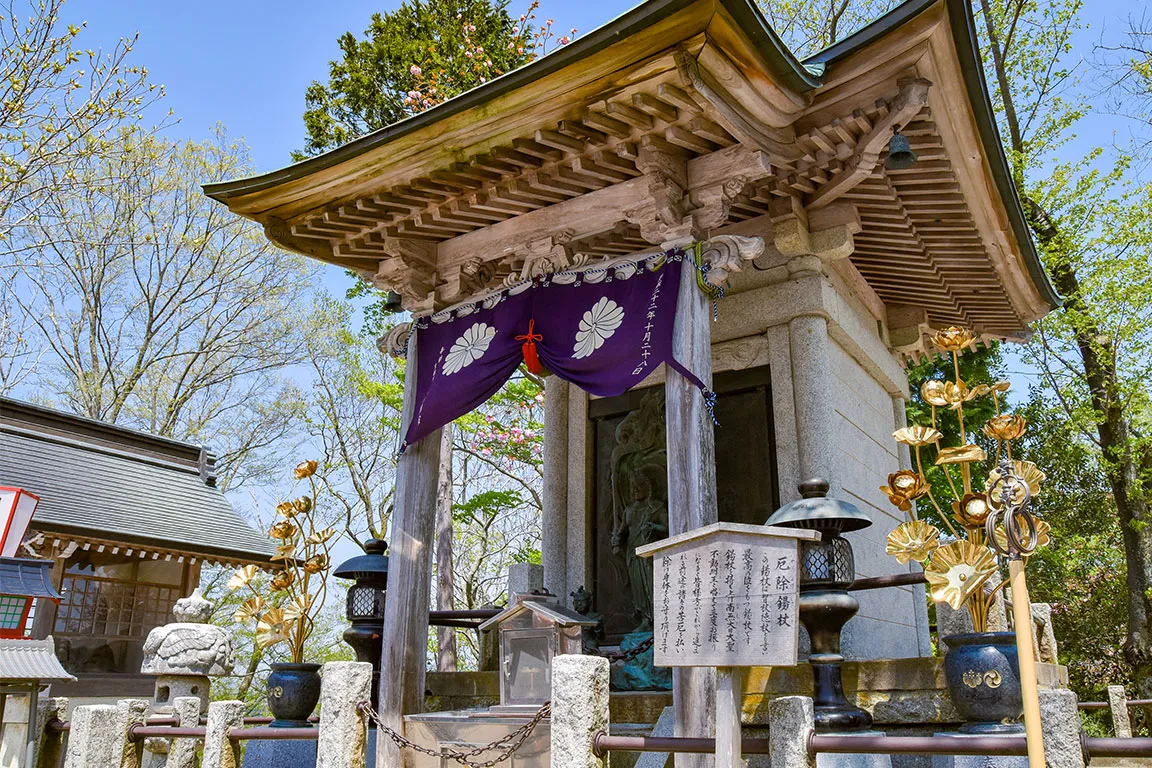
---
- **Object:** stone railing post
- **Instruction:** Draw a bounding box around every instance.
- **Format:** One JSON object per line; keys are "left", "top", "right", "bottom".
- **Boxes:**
{"left": 317, "top": 661, "right": 373, "bottom": 768}
{"left": 551, "top": 654, "right": 609, "bottom": 768}
{"left": 1107, "top": 685, "right": 1132, "bottom": 738}
{"left": 34, "top": 697, "right": 67, "bottom": 768}
{"left": 166, "top": 696, "right": 203, "bottom": 768}
{"left": 63, "top": 699, "right": 147, "bottom": 768}
{"left": 770, "top": 696, "right": 815, "bottom": 768}
{"left": 1039, "top": 688, "right": 1084, "bottom": 768}
{"left": 202, "top": 700, "right": 244, "bottom": 768}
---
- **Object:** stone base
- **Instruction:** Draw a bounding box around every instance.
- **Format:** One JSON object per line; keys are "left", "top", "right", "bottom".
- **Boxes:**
{"left": 241, "top": 736, "right": 317, "bottom": 767}
{"left": 815, "top": 731, "right": 893, "bottom": 768}
{"left": 929, "top": 730, "right": 1027, "bottom": 768}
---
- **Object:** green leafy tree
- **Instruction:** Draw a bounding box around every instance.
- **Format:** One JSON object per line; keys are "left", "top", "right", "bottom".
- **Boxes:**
{"left": 297, "top": 0, "right": 571, "bottom": 158}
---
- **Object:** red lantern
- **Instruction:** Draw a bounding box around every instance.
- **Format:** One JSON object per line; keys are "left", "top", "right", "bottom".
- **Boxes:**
{"left": 0, "top": 487, "right": 39, "bottom": 557}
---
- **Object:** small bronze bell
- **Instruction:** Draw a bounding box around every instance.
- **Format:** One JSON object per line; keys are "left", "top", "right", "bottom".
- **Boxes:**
{"left": 383, "top": 290, "right": 403, "bottom": 313}
{"left": 884, "top": 130, "right": 917, "bottom": 170}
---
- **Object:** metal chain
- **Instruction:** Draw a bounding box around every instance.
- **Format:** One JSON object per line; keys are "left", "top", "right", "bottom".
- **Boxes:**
{"left": 359, "top": 700, "right": 550, "bottom": 768}
{"left": 595, "top": 635, "right": 654, "bottom": 663}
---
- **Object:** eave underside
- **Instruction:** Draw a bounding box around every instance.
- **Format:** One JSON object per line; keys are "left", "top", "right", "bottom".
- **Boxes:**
{"left": 210, "top": 0, "right": 1052, "bottom": 342}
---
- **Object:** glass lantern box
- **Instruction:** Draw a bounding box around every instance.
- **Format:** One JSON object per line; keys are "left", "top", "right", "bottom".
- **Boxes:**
{"left": 478, "top": 595, "right": 596, "bottom": 713}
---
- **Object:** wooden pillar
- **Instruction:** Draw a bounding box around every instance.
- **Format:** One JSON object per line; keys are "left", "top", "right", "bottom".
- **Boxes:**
{"left": 665, "top": 247, "right": 718, "bottom": 768}
{"left": 435, "top": 425, "right": 457, "bottom": 672}
{"left": 30, "top": 542, "right": 63, "bottom": 640}
{"left": 542, "top": 376, "right": 570, "bottom": 599}
{"left": 377, "top": 331, "right": 444, "bottom": 768}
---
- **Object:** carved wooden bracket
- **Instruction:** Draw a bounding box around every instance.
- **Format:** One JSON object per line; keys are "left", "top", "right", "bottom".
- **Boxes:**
{"left": 807, "top": 77, "right": 933, "bottom": 210}
{"left": 769, "top": 195, "right": 862, "bottom": 268}
{"left": 701, "top": 235, "right": 765, "bottom": 286}
{"left": 373, "top": 238, "right": 438, "bottom": 311}
{"left": 377, "top": 322, "right": 412, "bottom": 359}
{"left": 501, "top": 231, "right": 577, "bottom": 285}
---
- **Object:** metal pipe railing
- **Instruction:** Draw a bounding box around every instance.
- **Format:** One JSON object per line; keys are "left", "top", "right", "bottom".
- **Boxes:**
{"left": 1079, "top": 698, "right": 1152, "bottom": 710}
{"left": 848, "top": 572, "right": 928, "bottom": 591}
{"left": 429, "top": 609, "right": 501, "bottom": 620}
{"left": 593, "top": 730, "right": 1152, "bottom": 759}
{"left": 227, "top": 726, "right": 318, "bottom": 741}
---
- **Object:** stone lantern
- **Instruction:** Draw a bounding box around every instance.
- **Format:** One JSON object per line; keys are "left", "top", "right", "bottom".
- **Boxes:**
{"left": 766, "top": 479, "right": 874, "bottom": 731}
{"left": 477, "top": 594, "right": 595, "bottom": 713}
{"left": 333, "top": 539, "right": 389, "bottom": 709}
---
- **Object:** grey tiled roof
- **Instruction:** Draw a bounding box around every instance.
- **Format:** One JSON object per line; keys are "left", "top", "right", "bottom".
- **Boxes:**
{"left": 0, "top": 637, "right": 75, "bottom": 682}
{"left": 0, "top": 558, "right": 61, "bottom": 599}
{"left": 0, "top": 398, "right": 273, "bottom": 563}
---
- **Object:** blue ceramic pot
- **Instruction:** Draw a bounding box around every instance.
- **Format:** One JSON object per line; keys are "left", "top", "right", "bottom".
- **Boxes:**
{"left": 267, "top": 662, "right": 322, "bottom": 727}
{"left": 943, "top": 632, "right": 1024, "bottom": 733}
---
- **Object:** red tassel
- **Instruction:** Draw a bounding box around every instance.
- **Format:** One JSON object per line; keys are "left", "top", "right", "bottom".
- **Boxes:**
{"left": 516, "top": 319, "right": 545, "bottom": 375}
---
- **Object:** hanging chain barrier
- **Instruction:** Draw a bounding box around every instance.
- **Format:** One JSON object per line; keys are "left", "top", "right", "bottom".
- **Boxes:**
{"left": 359, "top": 700, "right": 550, "bottom": 768}
{"left": 592, "top": 634, "right": 654, "bottom": 663}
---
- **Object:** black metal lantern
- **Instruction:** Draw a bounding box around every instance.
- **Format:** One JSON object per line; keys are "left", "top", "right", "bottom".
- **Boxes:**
{"left": 333, "top": 539, "right": 389, "bottom": 709}
{"left": 766, "top": 479, "right": 873, "bottom": 731}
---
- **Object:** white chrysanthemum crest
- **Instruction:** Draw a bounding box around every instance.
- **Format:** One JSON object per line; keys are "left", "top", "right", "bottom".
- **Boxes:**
{"left": 573, "top": 297, "right": 625, "bottom": 359}
{"left": 443, "top": 323, "right": 496, "bottom": 375}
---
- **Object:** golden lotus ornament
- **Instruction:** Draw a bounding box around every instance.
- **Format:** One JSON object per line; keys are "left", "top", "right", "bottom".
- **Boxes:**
{"left": 302, "top": 553, "right": 329, "bottom": 575}
{"left": 306, "top": 527, "right": 336, "bottom": 546}
{"left": 233, "top": 596, "right": 264, "bottom": 623}
{"left": 935, "top": 444, "right": 987, "bottom": 465}
{"left": 983, "top": 414, "right": 1026, "bottom": 442}
{"left": 893, "top": 426, "right": 943, "bottom": 447}
{"left": 931, "top": 326, "right": 978, "bottom": 352}
{"left": 886, "top": 520, "right": 940, "bottom": 564}
{"left": 269, "top": 521, "right": 297, "bottom": 540}
{"left": 952, "top": 493, "right": 991, "bottom": 527}
{"left": 227, "top": 565, "right": 259, "bottom": 590}
{"left": 880, "top": 470, "right": 928, "bottom": 512}
{"left": 924, "top": 540, "right": 998, "bottom": 610}
{"left": 293, "top": 496, "right": 313, "bottom": 513}
{"left": 275, "top": 501, "right": 297, "bottom": 518}
{"left": 293, "top": 460, "right": 319, "bottom": 479}
{"left": 922, "top": 380, "right": 949, "bottom": 407}
{"left": 270, "top": 569, "right": 296, "bottom": 590}
{"left": 272, "top": 544, "right": 296, "bottom": 562}
{"left": 256, "top": 608, "right": 290, "bottom": 649}
{"left": 283, "top": 595, "right": 313, "bottom": 622}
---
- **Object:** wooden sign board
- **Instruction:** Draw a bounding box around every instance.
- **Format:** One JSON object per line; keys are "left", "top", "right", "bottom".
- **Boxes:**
{"left": 636, "top": 522, "right": 820, "bottom": 668}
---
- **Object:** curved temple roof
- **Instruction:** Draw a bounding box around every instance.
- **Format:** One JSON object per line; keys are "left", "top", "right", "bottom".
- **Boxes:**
{"left": 204, "top": 0, "right": 1058, "bottom": 343}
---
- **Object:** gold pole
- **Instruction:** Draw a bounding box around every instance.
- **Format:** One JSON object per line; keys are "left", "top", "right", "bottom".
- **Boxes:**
{"left": 1009, "top": 558, "right": 1045, "bottom": 767}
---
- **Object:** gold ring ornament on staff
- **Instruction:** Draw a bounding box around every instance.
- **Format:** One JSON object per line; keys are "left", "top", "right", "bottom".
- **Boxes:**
{"left": 984, "top": 456, "right": 1040, "bottom": 558}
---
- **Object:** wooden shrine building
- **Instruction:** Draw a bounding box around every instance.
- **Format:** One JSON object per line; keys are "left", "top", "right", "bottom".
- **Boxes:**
{"left": 0, "top": 397, "right": 275, "bottom": 700}
{"left": 204, "top": 0, "right": 1058, "bottom": 761}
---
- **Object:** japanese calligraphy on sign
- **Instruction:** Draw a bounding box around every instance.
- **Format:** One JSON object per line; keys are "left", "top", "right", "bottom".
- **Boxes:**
{"left": 635, "top": 522, "right": 819, "bottom": 668}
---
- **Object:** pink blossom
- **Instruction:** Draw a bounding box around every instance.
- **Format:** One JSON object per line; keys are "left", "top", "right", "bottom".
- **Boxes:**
{"left": 409, "top": 64, "right": 422, "bottom": 77}
{"left": 519, "top": 14, "right": 526, "bottom": 21}
{"left": 465, "top": 50, "right": 473, "bottom": 58}
{"left": 559, "top": 36, "right": 570, "bottom": 45}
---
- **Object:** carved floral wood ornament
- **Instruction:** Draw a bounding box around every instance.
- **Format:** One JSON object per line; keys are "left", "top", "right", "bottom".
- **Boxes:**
{"left": 882, "top": 327, "right": 1051, "bottom": 627}
{"left": 399, "top": 246, "right": 722, "bottom": 452}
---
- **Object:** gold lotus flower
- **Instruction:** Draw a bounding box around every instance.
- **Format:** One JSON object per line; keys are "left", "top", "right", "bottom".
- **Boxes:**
{"left": 256, "top": 608, "right": 290, "bottom": 648}
{"left": 293, "top": 496, "right": 313, "bottom": 514}
{"left": 993, "top": 516, "right": 1051, "bottom": 553}
{"left": 922, "top": 380, "right": 949, "bottom": 407}
{"left": 227, "top": 565, "right": 259, "bottom": 591}
{"left": 887, "top": 520, "right": 940, "bottom": 564}
{"left": 306, "top": 527, "right": 336, "bottom": 546}
{"left": 931, "top": 327, "right": 977, "bottom": 353}
{"left": 983, "top": 414, "right": 1026, "bottom": 442}
{"left": 283, "top": 594, "right": 313, "bottom": 622}
{"left": 935, "top": 444, "right": 987, "bottom": 465}
{"left": 276, "top": 501, "right": 297, "bottom": 518}
{"left": 271, "top": 544, "right": 296, "bottom": 562}
{"left": 294, "top": 460, "right": 319, "bottom": 479}
{"left": 234, "top": 596, "right": 264, "bottom": 623}
{"left": 952, "top": 493, "right": 992, "bottom": 527}
{"left": 270, "top": 569, "right": 296, "bottom": 590}
{"left": 942, "top": 380, "right": 987, "bottom": 409}
{"left": 893, "top": 426, "right": 943, "bottom": 447}
{"left": 269, "top": 521, "right": 297, "bottom": 540}
{"left": 925, "top": 540, "right": 998, "bottom": 610}
{"left": 880, "top": 470, "right": 928, "bottom": 512}
{"left": 988, "top": 460, "right": 1045, "bottom": 501}
{"left": 992, "top": 380, "right": 1011, "bottom": 393}
{"left": 302, "top": 554, "right": 329, "bottom": 574}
